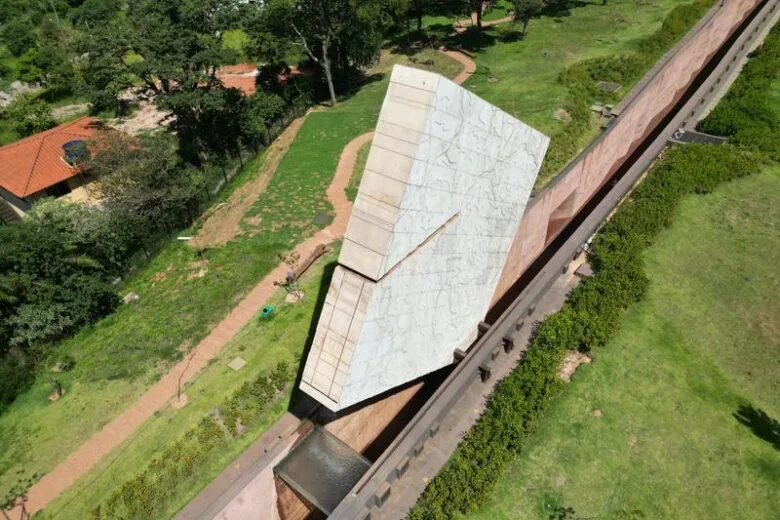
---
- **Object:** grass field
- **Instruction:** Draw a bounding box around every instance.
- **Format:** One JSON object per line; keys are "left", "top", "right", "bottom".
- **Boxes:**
{"left": 0, "top": 48, "right": 461, "bottom": 502}
{"left": 466, "top": 165, "right": 780, "bottom": 520}
{"left": 0, "top": 0, "right": 712, "bottom": 505}
{"left": 36, "top": 247, "right": 339, "bottom": 519}
{"left": 439, "top": 1, "right": 693, "bottom": 134}
{"left": 346, "top": 140, "right": 371, "bottom": 202}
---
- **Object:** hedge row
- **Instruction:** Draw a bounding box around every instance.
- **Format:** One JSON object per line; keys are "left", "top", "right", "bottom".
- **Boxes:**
{"left": 409, "top": 143, "right": 761, "bottom": 519}
{"left": 539, "top": 0, "right": 716, "bottom": 179}
{"left": 697, "top": 21, "right": 780, "bottom": 160}
{"left": 89, "top": 360, "right": 292, "bottom": 520}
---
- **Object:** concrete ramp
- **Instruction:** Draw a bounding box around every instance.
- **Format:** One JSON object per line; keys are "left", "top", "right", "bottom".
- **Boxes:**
{"left": 274, "top": 426, "right": 371, "bottom": 515}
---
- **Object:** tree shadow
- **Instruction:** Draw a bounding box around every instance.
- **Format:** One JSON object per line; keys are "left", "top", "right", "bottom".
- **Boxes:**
{"left": 340, "top": 71, "right": 385, "bottom": 99}
{"left": 734, "top": 404, "right": 780, "bottom": 451}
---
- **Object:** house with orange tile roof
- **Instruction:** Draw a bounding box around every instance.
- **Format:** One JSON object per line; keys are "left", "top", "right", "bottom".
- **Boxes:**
{"left": 0, "top": 117, "right": 105, "bottom": 222}
{"left": 216, "top": 63, "right": 258, "bottom": 95}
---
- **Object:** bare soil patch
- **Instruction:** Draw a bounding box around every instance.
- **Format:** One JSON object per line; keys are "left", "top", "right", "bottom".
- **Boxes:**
{"left": 109, "top": 100, "right": 171, "bottom": 135}
{"left": 559, "top": 350, "right": 592, "bottom": 382}
{"left": 189, "top": 115, "right": 308, "bottom": 249}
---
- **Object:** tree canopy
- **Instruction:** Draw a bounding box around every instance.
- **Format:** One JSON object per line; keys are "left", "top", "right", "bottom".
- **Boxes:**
{"left": 247, "top": 0, "right": 404, "bottom": 105}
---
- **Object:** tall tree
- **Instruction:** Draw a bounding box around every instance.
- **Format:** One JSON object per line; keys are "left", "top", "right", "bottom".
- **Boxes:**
{"left": 3, "top": 95, "right": 56, "bottom": 137}
{"left": 85, "top": 0, "right": 246, "bottom": 162}
{"left": 88, "top": 132, "right": 206, "bottom": 236}
{"left": 1, "top": 20, "right": 36, "bottom": 57}
{"left": 249, "top": 0, "right": 399, "bottom": 106}
{"left": 512, "top": 0, "right": 544, "bottom": 34}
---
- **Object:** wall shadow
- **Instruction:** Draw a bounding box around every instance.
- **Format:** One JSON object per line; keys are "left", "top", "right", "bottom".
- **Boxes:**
{"left": 287, "top": 260, "right": 337, "bottom": 419}
{"left": 734, "top": 404, "right": 780, "bottom": 451}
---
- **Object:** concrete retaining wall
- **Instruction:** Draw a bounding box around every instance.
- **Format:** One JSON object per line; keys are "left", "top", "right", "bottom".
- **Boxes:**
{"left": 492, "top": 0, "right": 764, "bottom": 304}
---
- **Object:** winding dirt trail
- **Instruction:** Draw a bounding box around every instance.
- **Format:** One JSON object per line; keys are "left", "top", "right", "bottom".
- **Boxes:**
{"left": 191, "top": 116, "right": 307, "bottom": 248}
{"left": 18, "top": 47, "right": 477, "bottom": 517}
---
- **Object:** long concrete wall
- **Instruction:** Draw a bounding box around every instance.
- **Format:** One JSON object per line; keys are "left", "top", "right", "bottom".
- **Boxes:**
{"left": 492, "top": 0, "right": 763, "bottom": 304}
{"left": 332, "top": 2, "right": 779, "bottom": 516}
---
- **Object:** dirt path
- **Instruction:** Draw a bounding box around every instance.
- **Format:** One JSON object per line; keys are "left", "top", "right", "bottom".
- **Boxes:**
{"left": 18, "top": 46, "right": 476, "bottom": 517}
{"left": 191, "top": 116, "right": 307, "bottom": 248}
{"left": 440, "top": 48, "right": 478, "bottom": 85}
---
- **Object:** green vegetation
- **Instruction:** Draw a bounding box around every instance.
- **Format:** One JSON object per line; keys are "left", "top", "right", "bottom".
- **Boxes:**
{"left": 410, "top": 142, "right": 764, "bottom": 519}
{"left": 0, "top": 46, "right": 460, "bottom": 501}
{"left": 38, "top": 248, "right": 338, "bottom": 520}
{"left": 412, "top": 19, "right": 780, "bottom": 520}
{"left": 0, "top": 0, "right": 732, "bottom": 510}
{"left": 222, "top": 29, "right": 251, "bottom": 60}
{"left": 467, "top": 163, "right": 780, "bottom": 520}
{"left": 455, "top": 0, "right": 717, "bottom": 186}
{"left": 698, "top": 22, "right": 780, "bottom": 160}
{"left": 347, "top": 140, "right": 372, "bottom": 202}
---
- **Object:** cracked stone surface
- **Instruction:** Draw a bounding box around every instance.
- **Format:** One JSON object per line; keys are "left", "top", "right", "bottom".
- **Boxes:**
{"left": 300, "top": 65, "right": 549, "bottom": 411}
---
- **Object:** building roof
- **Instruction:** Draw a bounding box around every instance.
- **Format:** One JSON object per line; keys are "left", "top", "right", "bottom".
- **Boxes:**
{"left": 0, "top": 117, "right": 102, "bottom": 198}
{"left": 217, "top": 63, "right": 258, "bottom": 95}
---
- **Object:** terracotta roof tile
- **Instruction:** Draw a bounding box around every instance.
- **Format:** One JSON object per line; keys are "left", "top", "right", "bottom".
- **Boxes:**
{"left": 216, "top": 63, "right": 258, "bottom": 95}
{"left": 0, "top": 117, "right": 102, "bottom": 198}
{"left": 219, "top": 74, "right": 257, "bottom": 95}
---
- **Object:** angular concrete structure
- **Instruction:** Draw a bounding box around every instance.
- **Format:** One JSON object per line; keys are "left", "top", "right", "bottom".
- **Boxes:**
{"left": 300, "top": 65, "right": 549, "bottom": 411}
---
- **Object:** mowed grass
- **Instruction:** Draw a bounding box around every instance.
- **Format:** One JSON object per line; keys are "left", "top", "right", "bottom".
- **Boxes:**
{"left": 0, "top": 49, "right": 461, "bottom": 499}
{"left": 38, "top": 247, "right": 339, "bottom": 519}
{"left": 463, "top": 0, "right": 691, "bottom": 133}
{"left": 0, "top": 0, "right": 714, "bottom": 499}
{"left": 466, "top": 165, "right": 780, "bottom": 520}
{"left": 346, "top": 140, "right": 371, "bottom": 202}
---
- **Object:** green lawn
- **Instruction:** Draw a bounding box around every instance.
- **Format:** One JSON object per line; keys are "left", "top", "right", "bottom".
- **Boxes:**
{"left": 466, "top": 165, "right": 780, "bottom": 520}
{"left": 38, "top": 247, "right": 339, "bottom": 519}
{"left": 457, "top": 0, "right": 702, "bottom": 185}
{"left": 0, "top": 47, "right": 461, "bottom": 501}
{"left": 0, "top": 0, "right": 718, "bottom": 503}
{"left": 768, "top": 77, "right": 780, "bottom": 117}
{"left": 346, "top": 140, "right": 371, "bottom": 202}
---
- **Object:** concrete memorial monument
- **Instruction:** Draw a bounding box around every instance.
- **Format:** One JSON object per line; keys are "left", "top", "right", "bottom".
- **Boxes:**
{"left": 300, "top": 65, "right": 549, "bottom": 411}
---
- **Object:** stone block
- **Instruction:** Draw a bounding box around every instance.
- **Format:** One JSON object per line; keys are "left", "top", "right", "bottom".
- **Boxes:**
{"left": 300, "top": 65, "right": 548, "bottom": 411}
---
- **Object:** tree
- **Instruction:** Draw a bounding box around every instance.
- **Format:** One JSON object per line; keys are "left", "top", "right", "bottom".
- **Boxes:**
{"left": 0, "top": 200, "right": 124, "bottom": 408}
{"left": 2, "top": 20, "right": 36, "bottom": 57}
{"left": 240, "top": 90, "right": 287, "bottom": 148}
{"left": 70, "top": 0, "right": 121, "bottom": 27}
{"left": 0, "top": 472, "right": 36, "bottom": 520}
{"left": 248, "top": 0, "right": 398, "bottom": 106}
{"left": 88, "top": 132, "right": 206, "bottom": 236}
{"left": 468, "top": 0, "right": 483, "bottom": 30}
{"left": 3, "top": 95, "right": 56, "bottom": 137}
{"left": 78, "top": 20, "right": 136, "bottom": 114}
{"left": 513, "top": 0, "right": 544, "bottom": 34}
{"left": 117, "top": 0, "right": 244, "bottom": 162}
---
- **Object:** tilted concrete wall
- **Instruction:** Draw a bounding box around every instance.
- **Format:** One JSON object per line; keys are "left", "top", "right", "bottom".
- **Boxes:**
{"left": 492, "top": 0, "right": 763, "bottom": 304}
{"left": 301, "top": 65, "right": 548, "bottom": 412}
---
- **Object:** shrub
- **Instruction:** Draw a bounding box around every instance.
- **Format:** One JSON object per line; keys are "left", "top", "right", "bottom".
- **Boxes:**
{"left": 539, "top": 0, "right": 717, "bottom": 181}
{"left": 90, "top": 360, "right": 297, "bottom": 519}
{"left": 410, "top": 143, "right": 760, "bottom": 518}
{"left": 698, "top": 22, "right": 780, "bottom": 160}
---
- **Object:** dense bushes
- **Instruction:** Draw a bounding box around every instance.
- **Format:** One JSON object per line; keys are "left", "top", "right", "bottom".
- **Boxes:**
{"left": 409, "top": 143, "right": 761, "bottom": 519}
{"left": 539, "top": 0, "right": 716, "bottom": 180}
{"left": 0, "top": 201, "right": 133, "bottom": 410}
{"left": 698, "top": 22, "right": 780, "bottom": 160}
{"left": 90, "top": 360, "right": 292, "bottom": 520}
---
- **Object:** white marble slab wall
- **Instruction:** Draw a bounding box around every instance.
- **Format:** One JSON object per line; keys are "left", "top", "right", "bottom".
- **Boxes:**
{"left": 300, "top": 65, "right": 549, "bottom": 411}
